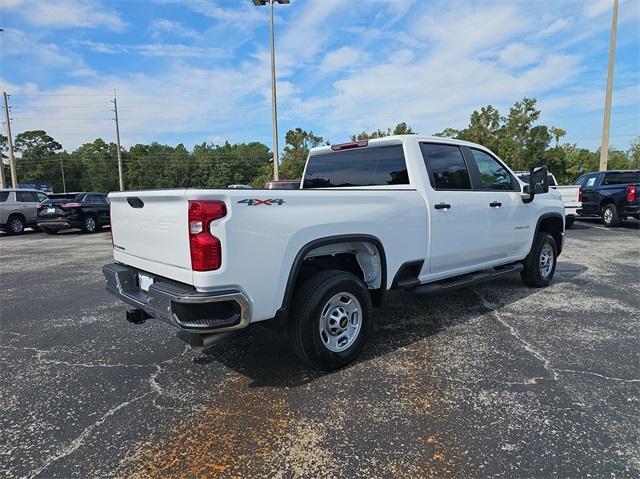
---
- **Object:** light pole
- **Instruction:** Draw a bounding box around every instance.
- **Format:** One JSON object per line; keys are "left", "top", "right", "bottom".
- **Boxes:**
{"left": 599, "top": 0, "right": 618, "bottom": 172}
{"left": 253, "top": 0, "right": 289, "bottom": 181}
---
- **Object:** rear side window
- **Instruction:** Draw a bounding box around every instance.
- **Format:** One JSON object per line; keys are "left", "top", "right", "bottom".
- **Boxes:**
{"left": 303, "top": 145, "right": 409, "bottom": 188}
{"left": 573, "top": 175, "right": 586, "bottom": 186}
{"left": 470, "top": 149, "right": 515, "bottom": 190}
{"left": 16, "top": 191, "right": 38, "bottom": 202}
{"left": 0, "top": 192, "right": 9, "bottom": 202}
{"left": 603, "top": 171, "right": 640, "bottom": 185}
{"left": 420, "top": 143, "right": 472, "bottom": 190}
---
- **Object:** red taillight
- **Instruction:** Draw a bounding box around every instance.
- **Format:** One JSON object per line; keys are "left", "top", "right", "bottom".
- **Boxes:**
{"left": 627, "top": 185, "right": 637, "bottom": 202}
{"left": 188, "top": 200, "right": 226, "bottom": 271}
{"left": 61, "top": 202, "right": 82, "bottom": 208}
{"left": 578, "top": 186, "right": 583, "bottom": 203}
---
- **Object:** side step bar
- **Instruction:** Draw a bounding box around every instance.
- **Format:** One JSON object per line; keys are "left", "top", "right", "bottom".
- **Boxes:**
{"left": 411, "top": 263, "right": 524, "bottom": 295}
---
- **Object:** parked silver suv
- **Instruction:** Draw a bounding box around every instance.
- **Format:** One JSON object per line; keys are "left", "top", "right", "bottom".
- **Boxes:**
{"left": 0, "top": 189, "right": 49, "bottom": 234}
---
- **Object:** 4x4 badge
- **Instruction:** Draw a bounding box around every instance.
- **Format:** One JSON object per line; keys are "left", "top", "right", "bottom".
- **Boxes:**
{"left": 237, "top": 199, "right": 286, "bottom": 206}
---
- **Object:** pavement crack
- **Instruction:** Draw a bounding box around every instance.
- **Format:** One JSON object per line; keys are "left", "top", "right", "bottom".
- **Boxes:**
{"left": 556, "top": 368, "right": 640, "bottom": 384}
{"left": 475, "top": 291, "right": 559, "bottom": 381}
{"left": 27, "top": 392, "right": 151, "bottom": 479}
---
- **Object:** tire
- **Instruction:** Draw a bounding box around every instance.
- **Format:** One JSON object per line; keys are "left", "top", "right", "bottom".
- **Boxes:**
{"left": 6, "top": 215, "right": 25, "bottom": 235}
{"left": 288, "top": 269, "right": 372, "bottom": 371}
{"left": 601, "top": 203, "right": 620, "bottom": 227}
{"left": 43, "top": 228, "right": 58, "bottom": 235}
{"left": 521, "top": 232, "right": 557, "bottom": 288}
{"left": 81, "top": 215, "right": 97, "bottom": 233}
{"left": 565, "top": 216, "right": 575, "bottom": 229}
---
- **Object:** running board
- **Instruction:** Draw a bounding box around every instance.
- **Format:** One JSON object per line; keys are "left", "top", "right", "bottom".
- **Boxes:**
{"left": 411, "top": 263, "right": 524, "bottom": 295}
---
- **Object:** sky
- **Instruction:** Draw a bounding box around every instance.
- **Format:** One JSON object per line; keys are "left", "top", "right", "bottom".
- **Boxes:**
{"left": 0, "top": 0, "right": 639, "bottom": 153}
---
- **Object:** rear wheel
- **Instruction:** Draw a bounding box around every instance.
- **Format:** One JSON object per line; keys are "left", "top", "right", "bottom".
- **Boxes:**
{"left": 6, "top": 215, "right": 25, "bottom": 235}
{"left": 601, "top": 204, "right": 620, "bottom": 227}
{"left": 81, "top": 215, "right": 97, "bottom": 233}
{"left": 288, "top": 270, "right": 372, "bottom": 370}
{"left": 521, "top": 232, "right": 557, "bottom": 287}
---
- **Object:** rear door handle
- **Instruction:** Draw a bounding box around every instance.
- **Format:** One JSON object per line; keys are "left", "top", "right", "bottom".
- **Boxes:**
{"left": 489, "top": 201, "right": 502, "bottom": 208}
{"left": 434, "top": 203, "right": 451, "bottom": 210}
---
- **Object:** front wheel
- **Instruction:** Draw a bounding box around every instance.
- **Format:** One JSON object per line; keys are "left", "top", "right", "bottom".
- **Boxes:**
{"left": 288, "top": 270, "right": 372, "bottom": 371}
{"left": 521, "top": 232, "right": 557, "bottom": 288}
{"left": 6, "top": 215, "right": 25, "bottom": 235}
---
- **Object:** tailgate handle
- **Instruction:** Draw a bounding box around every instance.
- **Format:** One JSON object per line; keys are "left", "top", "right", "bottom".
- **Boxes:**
{"left": 127, "top": 197, "right": 144, "bottom": 208}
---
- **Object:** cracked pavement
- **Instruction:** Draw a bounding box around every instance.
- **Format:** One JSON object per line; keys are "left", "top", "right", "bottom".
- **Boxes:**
{"left": 1, "top": 219, "right": 639, "bottom": 478}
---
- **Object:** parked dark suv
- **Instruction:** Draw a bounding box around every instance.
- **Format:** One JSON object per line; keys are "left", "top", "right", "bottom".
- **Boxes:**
{"left": 37, "top": 192, "right": 110, "bottom": 234}
{"left": 574, "top": 170, "right": 640, "bottom": 226}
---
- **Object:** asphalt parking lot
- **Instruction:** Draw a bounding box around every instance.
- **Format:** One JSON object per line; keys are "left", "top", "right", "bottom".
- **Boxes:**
{"left": 1, "top": 219, "right": 639, "bottom": 478}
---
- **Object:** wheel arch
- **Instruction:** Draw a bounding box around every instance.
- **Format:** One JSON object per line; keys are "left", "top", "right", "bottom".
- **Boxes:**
{"left": 278, "top": 234, "right": 387, "bottom": 316}
{"left": 535, "top": 213, "right": 564, "bottom": 257}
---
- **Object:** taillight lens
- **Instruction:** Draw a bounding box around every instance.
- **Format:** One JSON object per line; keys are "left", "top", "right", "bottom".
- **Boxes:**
{"left": 188, "top": 200, "right": 226, "bottom": 271}
{"left": 578, "top": 186, "right": 583, "bottom": 203}
{"left": 627, "top": 185, "right": 637, "bottom": 202}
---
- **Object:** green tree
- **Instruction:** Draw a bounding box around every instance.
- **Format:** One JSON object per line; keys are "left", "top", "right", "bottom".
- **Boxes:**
{"left": 13, "top": 130, "right": 63, "bottom": 190}
{"left": 498, "top": 97, "right": 541, "bottom": 170}
{"left": 433, "top": 127, "right": 462, "bottom": 138}
{"left": 523, "top": 125, "right": 552, "bottom": 168}
{"left": 280, "top": 128, "right": 325, "bottom": 179}
{"left": 463, "top": 105, "right": 501, "bottom": 152}
{"left": 550, "top": 127, "right": 567, "bottom": 148}
{"left": 73, "top": 138, "right": 120, "bottom": 192}
{"left": 627, "top": 136, "right": 640, "bottom": 168}
{"left": 351, "top": 122, "right": 416, "bottom": 141}
{"left": 0, "top": 134, "right": 8, "bottom": 186}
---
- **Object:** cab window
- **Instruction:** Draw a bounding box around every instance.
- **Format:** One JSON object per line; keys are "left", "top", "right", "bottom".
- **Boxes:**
{"left": 420, "top": 143, "right": 472, "bottom": 190}
{"left": 469, "top": 149, "right": 515, "bottom": 191}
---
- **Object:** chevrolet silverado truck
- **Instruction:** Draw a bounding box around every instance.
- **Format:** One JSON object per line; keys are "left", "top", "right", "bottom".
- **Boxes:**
{"left": 515, "top": 171, "right": 581, "bottom": 228}
{"left": 573, "top": 170, "right": 640, "bottom": 226}
{"left": 103, "top": 136, "right": 565, "bottom": 370}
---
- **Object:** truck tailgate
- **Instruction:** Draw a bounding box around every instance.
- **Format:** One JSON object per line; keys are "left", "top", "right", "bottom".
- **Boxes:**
{"left": 109, "top": 190, "right": 193, "bottom": 284}
{"left": 553, "top": 185, "right": 581, "bottom": 208}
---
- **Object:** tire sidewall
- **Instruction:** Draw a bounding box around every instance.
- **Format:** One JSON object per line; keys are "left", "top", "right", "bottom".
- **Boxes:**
{"left": 296, "top": 274, "right": 372, "bottom": 370}
{"left": 602, "top": 204, "right": 617, "bottom": 227}
{"left": 532, "top": 234, "right": 557, "bottom": 286}
{"left": 8, "top": 216, "right": 25, "bottom": 234}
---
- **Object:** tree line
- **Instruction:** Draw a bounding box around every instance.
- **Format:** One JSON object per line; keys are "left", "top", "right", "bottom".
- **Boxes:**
{"left": 1, "top": 97, "right": 638, "bottom": 192}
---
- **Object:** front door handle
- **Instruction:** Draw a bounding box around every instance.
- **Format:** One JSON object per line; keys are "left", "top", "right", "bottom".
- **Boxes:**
{"left": 434, "top": 203, "right": 451, "bottom": 210}
{"left": 489, "top": 201, "right": 502, "bottom": 208}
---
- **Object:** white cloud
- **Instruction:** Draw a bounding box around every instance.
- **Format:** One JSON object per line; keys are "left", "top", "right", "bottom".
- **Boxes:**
{"left": 152, "top": 0, "right": 265, "bottom": 26}
{"left": 319, "top": 47, "right": 369, "bottom": 72}
{"left": 539, "top": 17, "right": 572, "bottom": 37}
{"left": 149, "top": 19, "right": 200, "bottom": 40}
{"left": 498, "top": 43, "right": 540, "bottom": 68}
{"left": 75, "top": 40, "right": 229, "bottom": 59}
{"left": 0, "top": 0, "right": 126, "bottom": 31}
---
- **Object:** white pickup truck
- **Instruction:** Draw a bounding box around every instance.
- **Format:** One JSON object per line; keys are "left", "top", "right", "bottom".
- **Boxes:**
{"left": 515, "top": 171, "right": 581, "bottom": 228}
{"left": 103, "top": 136, "right": 565, "bottom": 370}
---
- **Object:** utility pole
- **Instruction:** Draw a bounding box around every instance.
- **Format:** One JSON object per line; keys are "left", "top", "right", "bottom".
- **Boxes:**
{"left": 3, "top": 92, "right": 17, "bottom": 187}
{"left": 60, "top": 157, "right": 66, "bottom": 193}
{"left": 599, "top": 0, "right": 618, "bottom": 172}
{"left": 111, "top": 90, "right": 124, "bottom": 191}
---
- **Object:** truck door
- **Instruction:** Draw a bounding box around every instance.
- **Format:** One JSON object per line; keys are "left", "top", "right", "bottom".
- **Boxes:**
{"left": 464, "top": 147, "right": 533, "bottom": 261}
{"left": 580, "top": 173, "right": 601, "bottom": 215}
{"left": 419, "top": 142, "right": 490, "bottom": 275}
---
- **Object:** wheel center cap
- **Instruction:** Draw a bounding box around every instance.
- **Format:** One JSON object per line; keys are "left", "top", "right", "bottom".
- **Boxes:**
{"left": 339, "top": 317, "right": 348, "bottom": 328}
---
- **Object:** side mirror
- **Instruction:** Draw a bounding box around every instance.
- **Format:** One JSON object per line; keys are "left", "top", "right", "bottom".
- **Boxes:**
{"left": 521, "top": 166, "right": 549, "bottom": 204}
{"left": 530, "top": 166, "right": 549, "bottom": 195}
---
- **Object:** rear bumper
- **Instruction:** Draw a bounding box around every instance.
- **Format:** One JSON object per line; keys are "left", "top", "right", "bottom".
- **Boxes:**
{"left": 623, "top": 205, "right": 639, "bottom": 217}
{"left": 102, "top": 263, "right": 252, "bottom": 334}
{"left": 37, "top": 219, "right": 79, "bottom": 229}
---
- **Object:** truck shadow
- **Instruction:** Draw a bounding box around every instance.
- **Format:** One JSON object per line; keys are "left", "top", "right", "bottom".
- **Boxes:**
{"left": 197, "top": 262, "right": 587, "bottom": 388}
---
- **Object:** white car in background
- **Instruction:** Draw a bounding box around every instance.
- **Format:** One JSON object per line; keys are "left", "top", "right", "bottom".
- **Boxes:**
{"left": 515, "top": 171, "right": 581, "bottom": 228}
